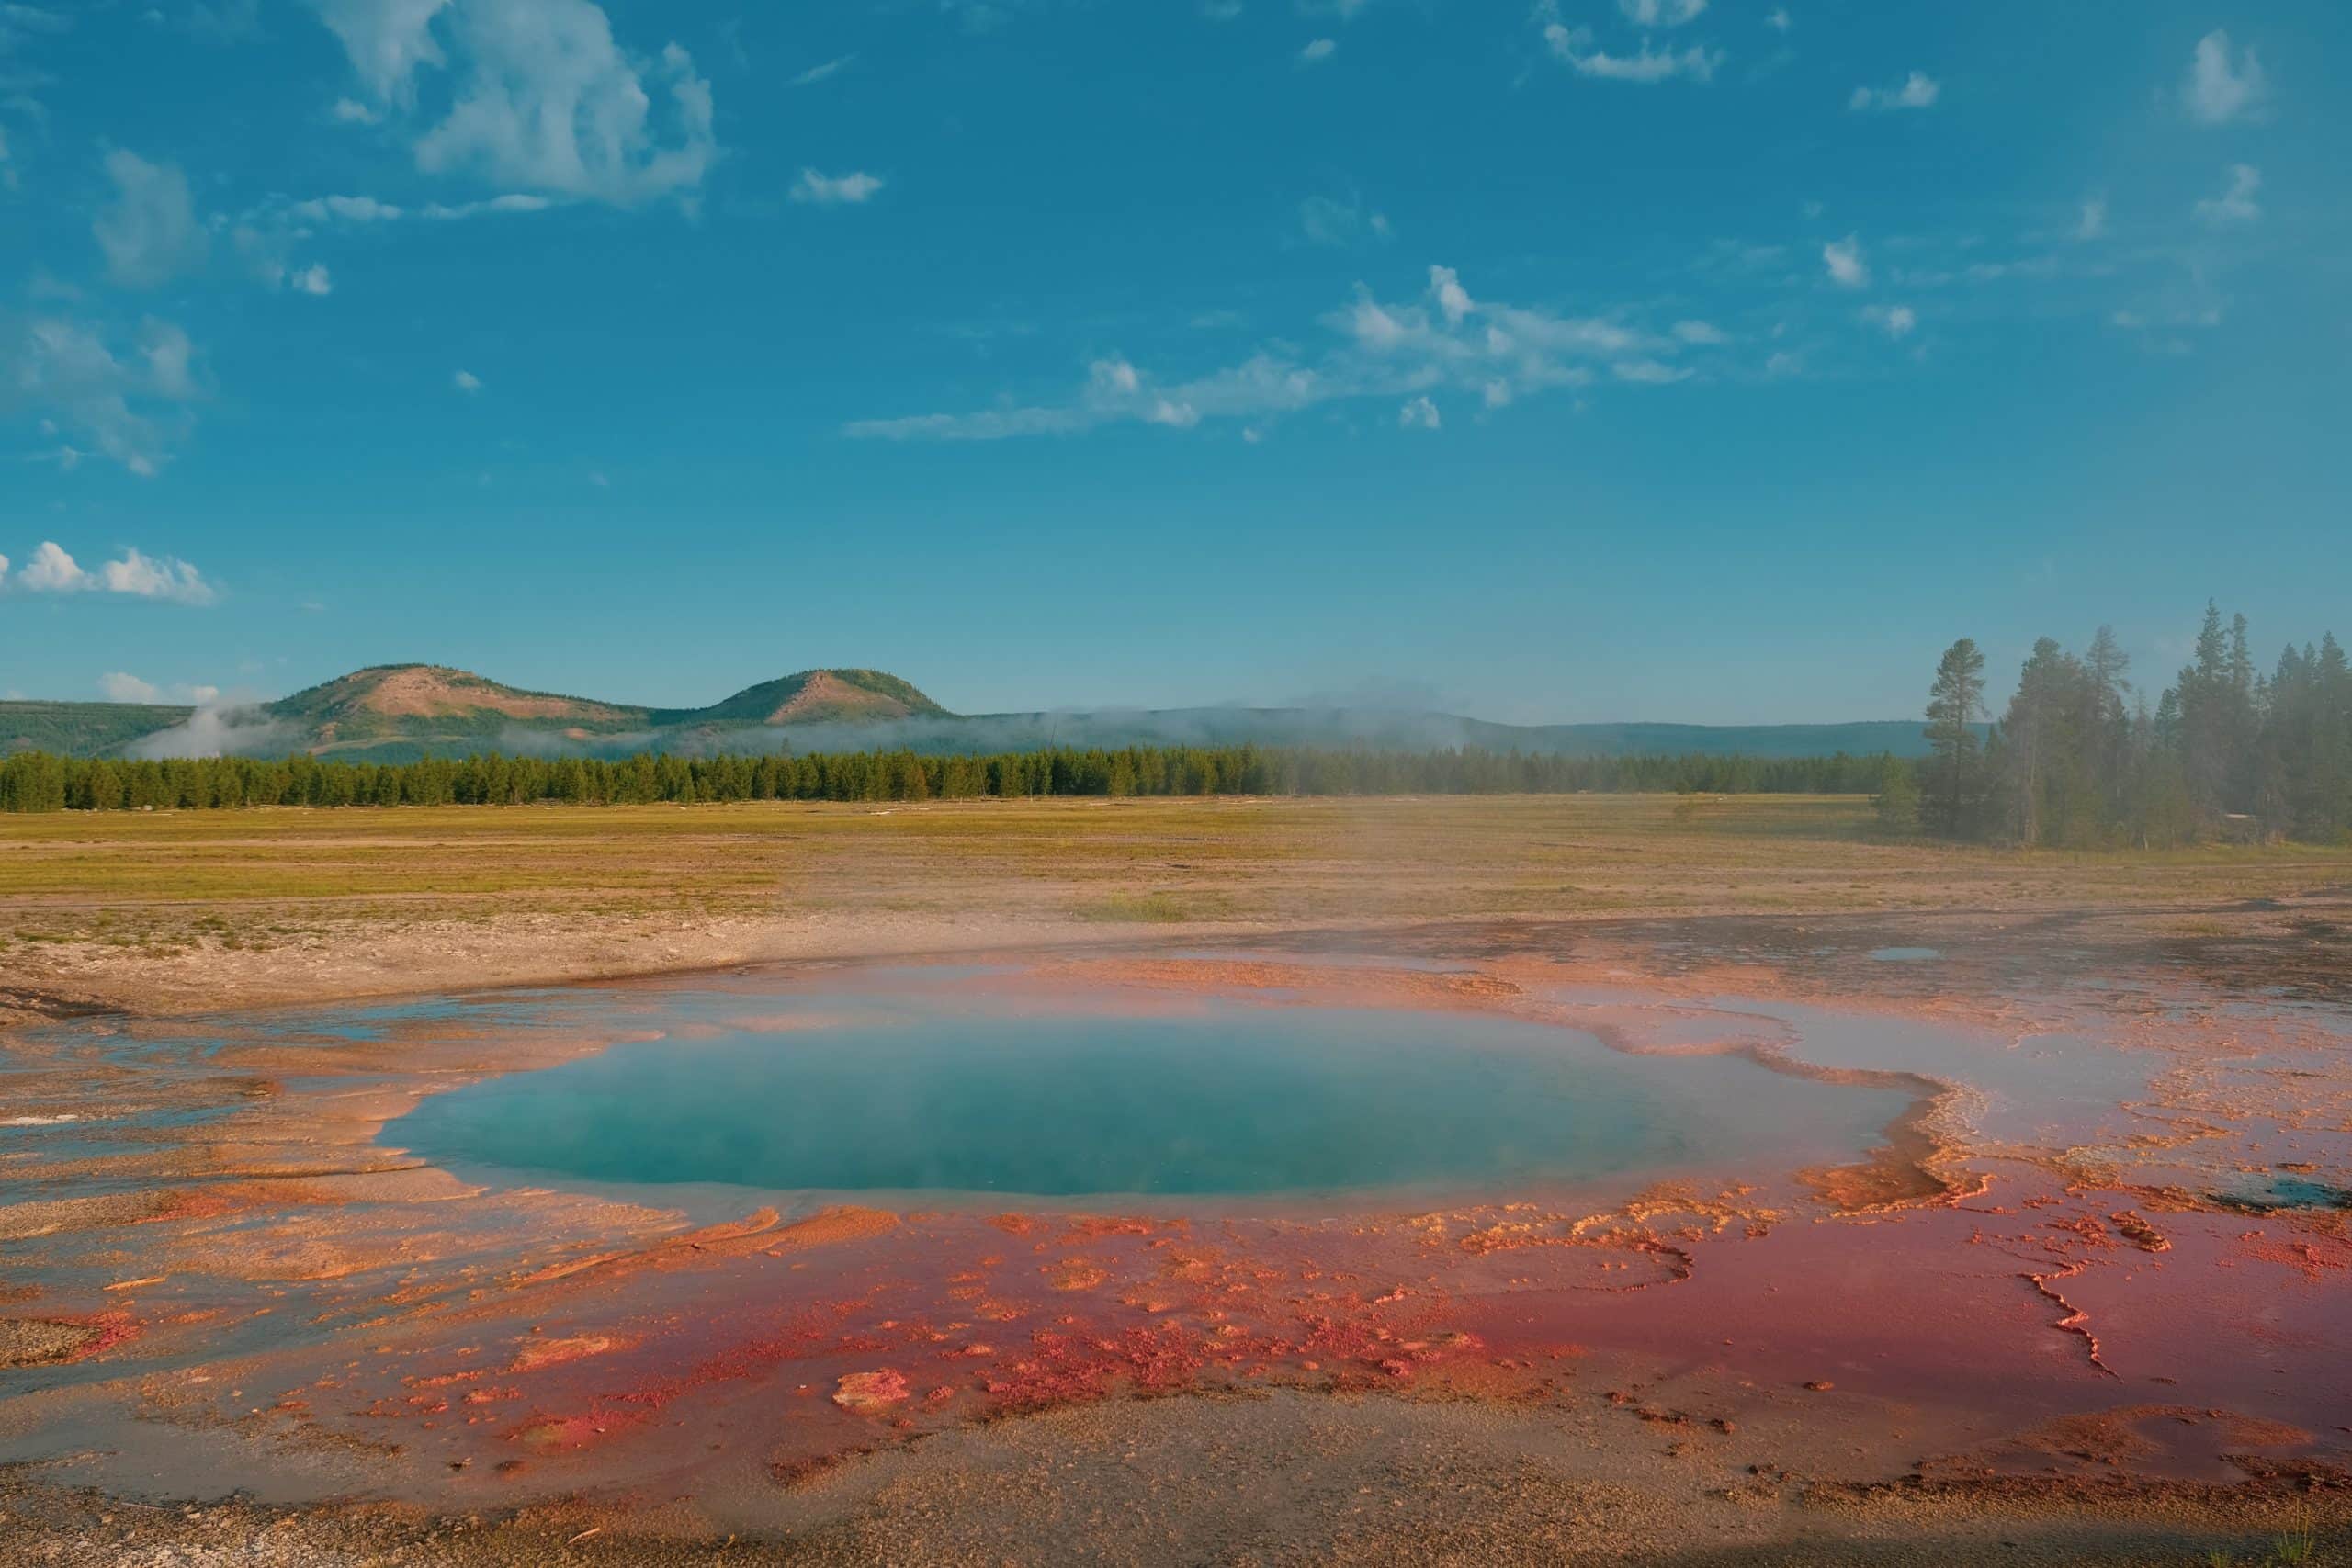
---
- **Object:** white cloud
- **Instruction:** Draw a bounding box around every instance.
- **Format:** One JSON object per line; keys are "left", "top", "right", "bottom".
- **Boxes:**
{"left": 19, "top": 541, "right": 85, "bottom": 592}
{"left": 330, "top": 95, "right": 380, "bottom": 123}
{"left": 98, "top": 672, "right": 225, "bottom": 705}
{"left": 306, "top": 0, "right": 450, "bottom": 103}
{"left": 2075, "top": 197, "right": 2107, "bottom": 241}
{"left": 291, "top": 263, "right": 334, "bottom": 295}
{"left": 788, "top": 53, "right": 854, "bottom": 86}
{"left": 99, "top": 547, "right": 216, "bottom": 604}
{"left": 1299, "top": 194, "right": 1389, "bottom": 248}
{"left": 2193, "top": 163, "right": 2260, "bottom": 227}
{"left": 847, "top": 265, "right": 1699, "bottom": 441}
{"left": 1849, "top": 71, "right": 1938, "bottom": 111}
{"left": 0, "top": 553, "right": 8, "bottom": 581}
{"left": 1397, "top": 394, "right": 1441, "bottom": 430}
{"left": 1821, "top": 234, "right": 1868, "bottom": 288}
{"left": 791, "top": 167, "right": 884, "bottom": 205}
{"left": 1429, "top": 264, "right": 1473, "bottom": 326}
{"left": 1298, "top": 37, "right": 1334, "bottom": 62}
{"left": 8, "top": 543, "right": 210, "bottom": 603}
{"left": 2185, "top": 29, "right": 2267, "bottom": 125}
{"left": 1862, "top": 303, "right": 1916, "bottom": 338}
{"left": 1764, "top": 7, "right": 1789, "bottom": 31}
{"left": 1544, "top": 23, "right": 1722, "bottom": 82}
{"left": 307, "top": 0, "right": 717, "bottom": 206}
{"left": 6, "top": 317, "right": 201, "bottom": 475}
{"left": 141, "top": 320, "right": 198, "bottom": 400}
{"left": 1617, "top": 0, "right": 1705, "bottom": 25}
{"left": 453, "top": 367, "right": 482, "bottom": 390}
{"left": 93, "top": 150, "right": 209, "bottom": 288}
{"left": 1671, "top": 319, "right": 1728, "bottom": 345}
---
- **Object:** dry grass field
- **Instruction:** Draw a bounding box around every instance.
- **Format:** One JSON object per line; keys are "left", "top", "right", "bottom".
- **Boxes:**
{"left": 6, "top": 794, "right": 2350, "bottom": 1022}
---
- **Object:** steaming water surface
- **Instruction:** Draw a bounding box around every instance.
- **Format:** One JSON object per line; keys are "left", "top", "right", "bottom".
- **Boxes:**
{"left": 390, "top": 991, "right": 1909, "bottom": 1201}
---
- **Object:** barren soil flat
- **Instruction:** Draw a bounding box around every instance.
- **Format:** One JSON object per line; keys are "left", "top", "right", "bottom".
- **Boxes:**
{"left": 4, "top": 795, "right": 2352, "bottom": 1566}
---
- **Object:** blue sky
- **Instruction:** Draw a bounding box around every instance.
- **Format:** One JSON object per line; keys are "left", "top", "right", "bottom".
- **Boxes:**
{"left": 2, "top": 0, "right": 2346, "bottom": 725}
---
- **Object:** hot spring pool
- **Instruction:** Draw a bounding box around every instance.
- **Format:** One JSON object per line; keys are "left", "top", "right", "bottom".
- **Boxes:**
{"left": 386, "top": 990, "right": 1910, "bottom": 1201}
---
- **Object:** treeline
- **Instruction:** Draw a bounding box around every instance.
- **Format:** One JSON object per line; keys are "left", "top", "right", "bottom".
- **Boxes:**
{"left": 1899, "top": 604, "right": 2351, "bottom": 847}
{"left": 0, "top": 742, "right": 1902, "bottom": 814}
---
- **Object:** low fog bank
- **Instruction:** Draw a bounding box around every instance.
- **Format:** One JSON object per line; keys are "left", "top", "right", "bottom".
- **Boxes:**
{"left": 126, "top": 704, "right": 298, "bottom": 760}
{"left": 129, "top": 705, "right": 1935, "bottom": 763}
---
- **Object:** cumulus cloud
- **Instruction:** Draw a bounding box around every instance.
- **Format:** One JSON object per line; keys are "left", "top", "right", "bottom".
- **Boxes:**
{"left": 1849, "top": 71, "right": 1938, "bottom": 111}
{"left": 2185, "top": 29, "right": 2266, "bottom": 125}
{"left": 846, "top": 263, "right": 1701, "bottom": 441}
{"left": 5, "top": 316, "right": 203, "bottom": 475}
{"left": 291, "top": 263, "right": 334, "bottom": 295}
{"left": 303, "top": 0, "right": 716, "bottom": 205}
{"left": 790, "top": 167, "right": 884, "bottom": 205}
{"left": 1862, "top": 303, "right": 1916, "bottom": 338}
{"left": 18, "top": 541, "right": 85, "bottom": 592}
{"left": 1821, "top": 234, "right": 1868, "bottom": 288}
{"left": 102, "top": 547, "right": 217, "bottom": 603}
{"left": 12, "top": 542, "right": 215, "bottom": 603}
{"left": 452, "top": 367, "right": 482, "bottom": 390}
{"left": 1298, "top": 37, "right": 1334, "bottom": 62}
{"left": 2193, "top": 164, "right": 2260, "bottom": 227}
{"left": 93, "top": 150, "right": 209, "bottom": 288}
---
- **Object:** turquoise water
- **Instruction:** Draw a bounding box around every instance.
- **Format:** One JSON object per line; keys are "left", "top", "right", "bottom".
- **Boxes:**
{"left": 389, "top": 996, "right": 1908, "bottom": 1201}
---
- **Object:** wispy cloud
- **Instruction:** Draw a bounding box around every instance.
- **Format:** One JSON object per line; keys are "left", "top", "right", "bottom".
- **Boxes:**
{"left": 1298, "top": 193, "right": 1389, "bottom": 247}
{"left": 1821, "top": 234, "right": 1868, "bottom": 288}
{"left": 790, "top": 167, "right": 884, "bottom": 205}
{"left": 1298, "top": 37, "right": 1335, "bottom": 63}
{"left": 4, "top": 316, "right": 203, "bottom": 475}
{"left": 847, "top": 264, "right": 1708, "bottom": 442}
{"left": 1617, "top": 0, "right": 1706, "bottom": 26}
{"left": 2192, "top": 163, "right": 2260, "bottom": 227}
{"left": 93, "top": 150, "right": 209, "bottom": 287}
{"left": 2184, "top": 29, "right": 2267, "bottom": 125}
{"left": 99, "top": 671, "right": 220, "bottom": 704}
{"left": 1861, "top": 303, "right": 1916, "bottom": 339}
{"left": 788, "top": 53, "right": 854, "bottom": 86}
{"left": 1544, "top": 24, "right": 1721, "bottom": 83}
{"left": 2074, "top": 196, "right": 2107, "bottom": 241}
{"left": 1849, "top": 70, "right": 1937, "bottom": 111}
{"left": 453, "top": 367, "right": 482, "bottom": 391}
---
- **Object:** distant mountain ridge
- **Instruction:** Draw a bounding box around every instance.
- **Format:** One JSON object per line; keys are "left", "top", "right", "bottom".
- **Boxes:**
{"left": 3, "top": 662, "right": 1942, "bottom": 763}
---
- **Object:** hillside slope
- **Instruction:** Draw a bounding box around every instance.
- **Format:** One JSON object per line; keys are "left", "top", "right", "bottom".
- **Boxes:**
{"left": 1, "top": 665, "right": 1940, "bottom": 762}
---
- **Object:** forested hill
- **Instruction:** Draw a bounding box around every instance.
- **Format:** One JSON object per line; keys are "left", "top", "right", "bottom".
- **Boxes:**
{"left": 1, "top": 661, "right": 1939, "bottom": 762}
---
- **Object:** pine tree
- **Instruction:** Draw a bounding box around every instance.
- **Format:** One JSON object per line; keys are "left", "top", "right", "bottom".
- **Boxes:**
{"left": 1923, "top": 638, "right": 1987, "bottom": 837}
